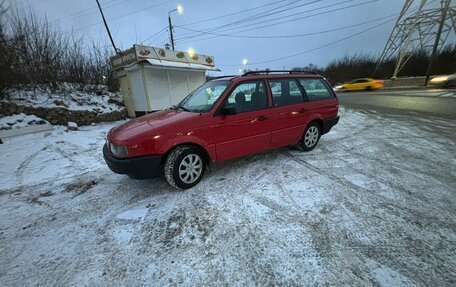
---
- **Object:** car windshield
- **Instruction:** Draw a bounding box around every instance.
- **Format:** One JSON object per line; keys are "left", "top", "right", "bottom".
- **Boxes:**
{"left": 177, "top": 80, "right": 231, "bottom": 112}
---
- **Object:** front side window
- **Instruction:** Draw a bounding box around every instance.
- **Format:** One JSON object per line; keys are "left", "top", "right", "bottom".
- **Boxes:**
{"left": 223, "top": 80, "right": 268, "bottom": 113}
{"left": 178, "top": 80, "right": 230, "bottom": 112}
{"left": 268, "top": 79, "right": 304, "bottom": 107}
{"left": 298, "top": 78, "right": 334, "bottom": 101}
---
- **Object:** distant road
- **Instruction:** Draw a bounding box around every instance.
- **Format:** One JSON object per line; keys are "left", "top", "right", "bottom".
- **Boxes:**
{"left": 337, "top": 89, "right": 456, "bottom": 119}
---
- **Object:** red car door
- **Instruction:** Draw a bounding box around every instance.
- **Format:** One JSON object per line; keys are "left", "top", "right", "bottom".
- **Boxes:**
{"left": 267, "top": 78, "right": 309, "bottom": 148}
{"left": 212, "top": 79, "right": 272, "bottom": 161}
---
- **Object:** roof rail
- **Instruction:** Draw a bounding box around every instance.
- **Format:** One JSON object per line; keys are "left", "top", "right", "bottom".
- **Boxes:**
{"left": 214, "top": 75, "right": 239, "bottom": 79}
{"left": 242, "top": 70, "right": 319, "bottom": 76}
{"left": 208, "top": 75, "right": 238, "bottom": 79}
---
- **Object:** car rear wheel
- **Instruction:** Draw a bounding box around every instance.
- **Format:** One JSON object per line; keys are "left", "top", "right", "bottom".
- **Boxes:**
{"left": 300, "top": 122, "right": 321, "bottom": 151}
{"left": 164, "top": 145, "right": 206, "bottom": 189}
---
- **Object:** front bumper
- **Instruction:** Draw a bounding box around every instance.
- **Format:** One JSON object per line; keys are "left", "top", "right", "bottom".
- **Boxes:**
{"left": 103, "top": 144, "right": 163, "bottom": 179}
{"left": 322, "top": 116, "right": 339, "bottom": 134}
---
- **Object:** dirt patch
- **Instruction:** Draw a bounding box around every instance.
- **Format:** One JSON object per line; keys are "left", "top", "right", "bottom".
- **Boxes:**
{"left": 65, "top": 179, "right": 98, "bottom": 197}
{"left": 26, "top": 190, "right": 55, "bottom": 205}
{"left": 39, "top": 191, "right": 54, "bottom": 197}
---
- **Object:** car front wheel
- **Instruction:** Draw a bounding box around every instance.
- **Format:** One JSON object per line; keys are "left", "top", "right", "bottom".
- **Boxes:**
{"left": 300, "top": 122, "right": 321, "bottom": 151}
{"left": 164, "top": 146, "right": 206, "bottom": 189}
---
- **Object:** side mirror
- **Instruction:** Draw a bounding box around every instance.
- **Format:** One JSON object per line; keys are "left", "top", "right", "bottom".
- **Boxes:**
{"left": 221, "top": 106, "right": 237, "bottom": 115}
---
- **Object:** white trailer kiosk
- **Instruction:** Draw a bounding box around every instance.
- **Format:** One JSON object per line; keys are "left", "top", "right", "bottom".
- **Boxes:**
{"left": 110, "top": 44, "right": 220, "bottom": 117}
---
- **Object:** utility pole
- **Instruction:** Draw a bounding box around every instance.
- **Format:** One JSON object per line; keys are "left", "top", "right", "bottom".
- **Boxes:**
{"left": 95, "top": 0, "right": 119, "bottom": 53}
{"left": 425, "top": 0, "right": 452, "bottom": 85}
{"left": 168, "top": 14, "right": 175, "bottom": 50}
{"left": 376, "top": 0, "right": 456, "bottom": 78}
{"left": 168, "top": 5, "right": 183, "bottom": 51}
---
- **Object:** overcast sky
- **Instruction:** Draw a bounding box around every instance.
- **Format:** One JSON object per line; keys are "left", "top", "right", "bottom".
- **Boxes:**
{"left": 11, "top": 0, "right": 452, "bottom": 74}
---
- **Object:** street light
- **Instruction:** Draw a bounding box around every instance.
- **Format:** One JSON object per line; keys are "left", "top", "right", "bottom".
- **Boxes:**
{"left": 242, "top": 58, "right": 248, "bottom": 73}
{"left": 177, "top": 4, "right": 184, "bottom": 14}
{"left": 168, "top": 4, "right": 183, "bottom": 50}
{"left": 187, "top": 47, "right": 195, "bottom": 58}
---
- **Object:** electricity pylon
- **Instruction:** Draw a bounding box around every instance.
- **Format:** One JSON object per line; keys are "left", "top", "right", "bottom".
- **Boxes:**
{"left": 377, "top": 0, "right": 456, "bottom": 79}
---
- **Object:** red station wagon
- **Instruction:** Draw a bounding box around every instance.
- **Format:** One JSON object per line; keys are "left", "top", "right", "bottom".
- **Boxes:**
{"left": 103, "top": 71, "right": 339, "bottom": 189}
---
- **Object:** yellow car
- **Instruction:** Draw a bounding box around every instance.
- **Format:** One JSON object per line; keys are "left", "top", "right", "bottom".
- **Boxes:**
{"left": 335, "top": 78, "right": 384, "bottom": 92}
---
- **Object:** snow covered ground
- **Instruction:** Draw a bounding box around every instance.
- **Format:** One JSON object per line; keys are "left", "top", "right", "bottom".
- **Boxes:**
{"left": 0, "top": 113, "right": 48, "bottom": 130}
{"left": 0, "top": 108, "right": 455, "bottom": 286}
{"left": 4, "top": 83, "right": 123, "bottom": 113}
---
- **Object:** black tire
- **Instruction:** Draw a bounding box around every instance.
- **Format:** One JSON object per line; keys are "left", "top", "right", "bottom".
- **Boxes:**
{"left": 365, "top": 86, "right": 372, "bottom": 91}
{"left": 164, "top": 145, "right": 206, "bottom": 189}
{"left": 300, "top": 122, "right": 321, "bottom": 152}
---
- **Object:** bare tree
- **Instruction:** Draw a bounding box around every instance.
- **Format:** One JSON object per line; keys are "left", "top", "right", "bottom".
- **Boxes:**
{"left": 0, "top": 3, "right": 118, "bottom": 95}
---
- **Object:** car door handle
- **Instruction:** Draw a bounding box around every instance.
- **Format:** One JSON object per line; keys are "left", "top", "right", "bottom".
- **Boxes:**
{"left": 299, "top": 108, "right": 308, "bottom": 113}
{"left": 257, "top": 115, "right": 270, "bottom": 121}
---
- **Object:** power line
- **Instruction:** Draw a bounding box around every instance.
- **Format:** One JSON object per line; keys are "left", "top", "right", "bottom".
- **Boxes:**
{"left": 48, "top": 0, "right": 129, "bottom": 25}
{"left": 65, "top": 0, "right": 174, "bottom": 35}
{"left": 153, "top": 31, "right": 170, "bottom": 45}
{"left": 213, "top": 0, "right": 362, "bottom": 34}
{"left": 178, "top": 0, "right": 297, "bottom": 27}
{"left": 158, "top": 38, "right": 168, "bottom": 48}
{"left": 174, "top": 0, "right": 363, "bottom": 43}
{"left": 175, "top": 12, "right": 398, "bottom": 40}
{"left": 5, "top": 0, "right": 175, "bottom": 47}
{"left": 175, "top": 0, "right": 311, "bottom": 41}
{"left": 176, "top": 0, "right": 320, "bottom": 41}
{"left": 145, "top": 28, "right": 170, "bottom": 46}
{"left": 181, "top": 0, "right": 298, "bottom": 27}
{"left": 216, "top": 3, "right": 426, "bottom": 67}
{"left": 217, "top": 18, "right": 400, "bottom": 66}
{"left": 176, "top": 0, "right": 377, "bottom": 44}
{"left": 141, "top": 26, "right": 168, "bottom": 43}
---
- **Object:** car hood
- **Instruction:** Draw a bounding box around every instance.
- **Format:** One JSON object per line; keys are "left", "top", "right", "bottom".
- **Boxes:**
{"left": 110, "top": 109, "right": 202, "bottom": 141}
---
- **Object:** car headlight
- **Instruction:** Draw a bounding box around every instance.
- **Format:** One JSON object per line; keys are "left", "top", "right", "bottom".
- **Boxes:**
{"left": 430, "top": 76, "right": 449, "bottom": 84}
{"left": 109, "top": 143, "right": 128, "bottom": 157}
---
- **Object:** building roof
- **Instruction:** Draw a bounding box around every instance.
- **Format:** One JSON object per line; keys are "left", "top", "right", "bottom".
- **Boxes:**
{"left": 110, "top": 44, "right": 220, "bottom": 71}
{"left": 144, "top": 58, "right": 220, "bottom": 71}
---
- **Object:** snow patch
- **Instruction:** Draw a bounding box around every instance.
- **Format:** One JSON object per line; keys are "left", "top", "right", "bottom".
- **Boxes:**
{"left": 0, "top": 113, "right": 48, "bottom": 130}
{"left": 371, "top": 265, "right": 414, "bottom": 286}
{"left": 117, "top": 207, "right": 148, "bottom": 222}
{"left": 4, "top": 83, "right": 124, "bottom": 113}
{"left": 112, "top": 224, "right": 136, "bottom": 243}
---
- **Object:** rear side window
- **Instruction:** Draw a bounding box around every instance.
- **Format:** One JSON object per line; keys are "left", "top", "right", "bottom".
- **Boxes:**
{"left": 298, "top": 78, "right": 334, "bottom": 101}
{"left": 267, "top": 79, "right": 304, "bottom": 107}
{"left": 223, "top": 80, "right": 268, "bottom": 113}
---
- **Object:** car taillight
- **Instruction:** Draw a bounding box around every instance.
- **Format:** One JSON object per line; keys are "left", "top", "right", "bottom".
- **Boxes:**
{"left": 375, "top": 81, "right": 383, "bottom": 84}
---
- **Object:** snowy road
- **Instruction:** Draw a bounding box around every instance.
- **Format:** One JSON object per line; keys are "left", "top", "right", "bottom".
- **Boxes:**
{"left": 1, "top": 108, "right": 455, "bottom": 286}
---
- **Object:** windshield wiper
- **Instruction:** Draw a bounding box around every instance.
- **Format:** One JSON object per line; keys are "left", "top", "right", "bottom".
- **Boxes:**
{"left": 191, "top": 109, "right": 207, "bottom": 113}
{"left": 175, "top": 105, "right": 190, "bottom": 112}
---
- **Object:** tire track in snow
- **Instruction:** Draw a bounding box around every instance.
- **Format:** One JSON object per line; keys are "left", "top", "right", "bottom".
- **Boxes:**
{"left": 283, "top": 150, "right": 455, "bottom": 225}
{"left": 15, "top": 146, "right": 49, "bottom": 185}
